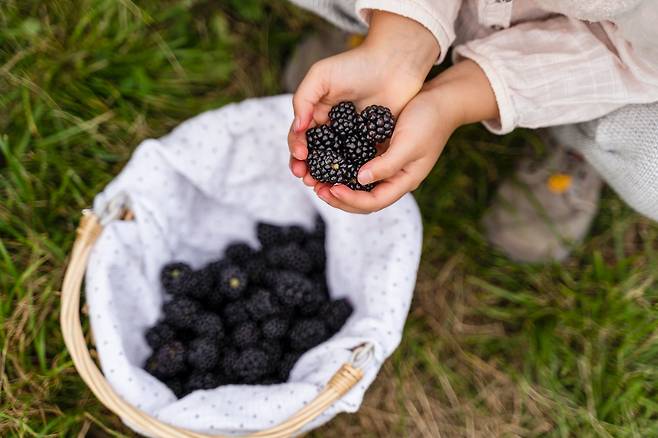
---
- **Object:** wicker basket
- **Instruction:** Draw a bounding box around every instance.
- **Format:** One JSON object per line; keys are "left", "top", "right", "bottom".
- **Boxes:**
{"left": 60, "top": 209, "right": 368, "bottom": 438}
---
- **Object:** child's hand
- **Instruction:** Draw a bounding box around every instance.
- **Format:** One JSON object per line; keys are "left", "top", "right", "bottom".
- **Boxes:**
{"left": 312, "top": 60, "right": 499, "bottom": 213}
{"left": 288, "top": 11, "right": 440, "bottom": 180}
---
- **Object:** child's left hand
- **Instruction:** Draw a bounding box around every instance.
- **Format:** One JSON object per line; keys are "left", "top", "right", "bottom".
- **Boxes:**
{"left": 312, "top": 60, "right": 499, "bottom": 213}
{"left": 288, "top": 11, "right": 440, "bottom": 187}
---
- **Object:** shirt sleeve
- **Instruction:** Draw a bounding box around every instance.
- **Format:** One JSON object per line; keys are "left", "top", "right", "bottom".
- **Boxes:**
{"left": 287, "top": 0, "right": 367, "bottom": 34}
{"left": 355, "top": 0, "right": 463, "bottom": 63}
{"left": 453, "top": 16, "right": 658, "bottom": 134}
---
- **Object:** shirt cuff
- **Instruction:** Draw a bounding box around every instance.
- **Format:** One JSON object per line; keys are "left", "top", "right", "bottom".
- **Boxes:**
{"left": 453, "top": 45, "right": 517, "bottom": 135}
{"left": 355, "top": 0, "right": 454, "bottom": 64}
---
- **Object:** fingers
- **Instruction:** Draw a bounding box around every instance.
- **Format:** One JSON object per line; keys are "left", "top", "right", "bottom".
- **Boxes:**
{"left": 289, "top": 60, "right": 332, "bottom": 160}
{"left": 315, "top": 185, "right": 368, "bottom": 214}
{"left": 289, "top": 156, "right": 318, "bottom": 187}
{"left": 356, "top": 143, "right": 414, "bottom": 185}
{"left": 292, "top": 62, "right": 328, "bottom": 133}
{"left": 330, "top": 172, "right": 417, "bottom": 212}
{"left": 309, "top": 171, "right": 417, "bottom": 214}
{"left": 288, "top": 124, "right": 308, "bottom": 160}
{"left": 289, "top": 157, "right": 307, "bottom": 178}
{"left": 302, "top": 171, "right": 317, "bottom": 187}
{"left": 312, "top": 103, "right": 332, "bottom": 126}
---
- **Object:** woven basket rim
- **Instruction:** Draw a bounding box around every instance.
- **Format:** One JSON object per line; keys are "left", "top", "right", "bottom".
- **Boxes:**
{"left": 60, "top": 210, "right": 365, "bottom": 438}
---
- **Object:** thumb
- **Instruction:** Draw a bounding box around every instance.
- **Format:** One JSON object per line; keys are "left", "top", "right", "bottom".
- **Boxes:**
{"left": 292, "top": 62, "right": 328, "bottom": 132}
{"left": 357, "top": 143, "right": 410, "bottom": 185}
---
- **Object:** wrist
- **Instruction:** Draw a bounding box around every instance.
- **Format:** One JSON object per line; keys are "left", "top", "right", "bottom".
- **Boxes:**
{"left": 423, "top": 60, "right": 499, "bottom": 126}
{"left": 364, "top": 10, "right": 440, "bottom": 79}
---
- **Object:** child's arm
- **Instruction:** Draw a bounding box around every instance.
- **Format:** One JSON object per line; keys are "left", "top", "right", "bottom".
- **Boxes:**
{"left": 452, "top": 16, "right": 658, "bottom": 135}
{"left": 314, "top": 60, "right": 498, "bottom": 213}
{"left": 288, "top": 0, "right": 461, "bottom": 65}
{"left": 315, "top": 12, "right": 658, "bottom": 214}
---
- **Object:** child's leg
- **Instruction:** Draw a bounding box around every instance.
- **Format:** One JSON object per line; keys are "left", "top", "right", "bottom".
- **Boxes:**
{"left": 551, "top": 103, "right": 658, "bottom": 223}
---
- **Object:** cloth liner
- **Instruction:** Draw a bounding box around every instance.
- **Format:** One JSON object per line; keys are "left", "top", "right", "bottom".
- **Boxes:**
{"left": 85, "top": 95, "right": 423, "bottom": 435}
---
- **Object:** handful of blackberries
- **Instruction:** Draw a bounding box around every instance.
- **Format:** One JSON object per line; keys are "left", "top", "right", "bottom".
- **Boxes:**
{"left": 306, "top": 102, "right": 395, "bottom": 191}
{"left": 143, "top": 217, "right": 353, "bottom": 398}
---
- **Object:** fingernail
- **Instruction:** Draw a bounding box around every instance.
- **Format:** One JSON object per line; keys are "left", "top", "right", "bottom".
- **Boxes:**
{"left": 358, "top": 169, "right": 373, "bottom": 185}
{"left": 293, "top": 116, "right": 301, "bottom": 132}
{"left": 330, "top": 186, "right": 341, "bottom": 197}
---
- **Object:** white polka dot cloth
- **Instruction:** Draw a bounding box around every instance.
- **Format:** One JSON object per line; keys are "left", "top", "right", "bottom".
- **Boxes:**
{"left": 86, "top": 95, "right": 422, "bottom": 436}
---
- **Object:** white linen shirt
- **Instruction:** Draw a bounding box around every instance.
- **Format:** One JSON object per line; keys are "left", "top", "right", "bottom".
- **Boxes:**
{"left": 292, "top": 0, "right": 658, "bottom": 134}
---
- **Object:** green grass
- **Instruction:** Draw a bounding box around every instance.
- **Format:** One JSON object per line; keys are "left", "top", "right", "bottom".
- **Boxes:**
{"left": 1, "top": 1, "right": 657, "bottom": 436}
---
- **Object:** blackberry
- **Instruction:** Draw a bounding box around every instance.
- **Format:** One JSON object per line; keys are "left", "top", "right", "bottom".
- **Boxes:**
{"left": 289, "top": 318, "right": 329, "bottom": 351}
{"left": 144, "top": 356, "right": 161, "bottom": 378}
{"left": 346, "top": 177, "right": 375, "bottom": 192}
{"left": 206, "top": 288, "right": 224, "bottom": 309}
{"left": 192, "top": 312, "right": 223, "bottom": 338}
{"left": 310, "top": 272, "right": 330, "bottom": 300}
{"left": 221, "top": 347, "right": 240, "bottom": 379}
{"left": 340, "top": 162, "right": 375, "bottom": 191}
{"left": 244, "top": 257, "right": 268, "bottom": 285}
{"left": 313, "top": 215, "right": 326, "bottom": 240}
{"left": 231, "top": 321, "right": 260, "bottom": 347}
{"left": 307, "top": 149, "right": 349, "bottom": 184}
{"left": 270, "top": 271, "right": 314, "bottom": 307}
{"left": 257, "top": 222, "right": 288, "bottom": 248}
{"left": 329, "top": 101, "right": 357, "bottom": 123}
{"left": 217, "top": 265, "right": 248, "bottom": 300}
{"left": 185, "top": 372, "right": 220, "bottom": 392}
{"left": 187, "top": 337, "right": 220, "bottom": 371}
{"left": 340, "top": 134, "right": 376, "bottom": 166}
{"left": 222, "top": 300, "right": 250, "bottom": 327}
{"left": 328, "top": 101, "right": 360, "bottom": 137}
{"left": 145, "top": 322, "right": 176, "bottom": 350}
{"left": 297, "top": 286, "right": 328, "bottom": 316}
{"left": 262, "top": 269, "right": 281, "bottom": 289}
{"left": 259, "top": 376, "right": 283, "bottom": 385}
{"left": 359, "top": 105, "right": 395, "bottom": 143}
{"left": 206, "top": 259, "right": 230, "bottom": 277}
{"left": 163, "top": 297, "right": 202, "bottom": 330}
{"left": 188, "top": 267, "right": 214, "bottom": 300}
{"left": 160, "top": 263, "right": 213, "bottom": 300}
{"left": 160, "top": 262, "right": 195, "bottom": 296}
{"left": 234, "top": 348, "right": 270, "bottom": 382}
{"left": 224, "top": 242, "right": 256, "bottom": 265}
{"left": 245, "top": 289, "right": 280, "bottom": 321}
{"left": 164, "top": 377, "right": 186, "bottom": 398}
{"left": 285, "top": 225, "right": 308, "bottom": 244}
{"left": 265, "top": 243, "right": 313, "bottom": 274}
{"left": 144, "top": 341, "right": 187, "bottom": 378}
{"left": 214, "top": 371, "right": 230, "bottom": 386}
{"left": 305, "top": 125, "right": 337, "bottom": 152}
{"left": 259, "top": 340, "right": 283, "bottom": 364}
{"left": 321, "top": 298, "right": 354, "bottom": 332}
{"left": 278, "top": 352, "right": 302, "bottom": 381}
{"left": 261, "top": 316, "right": 289, "bottom": 339}
{"left": 303, "top": 239, "right": 326, "bottom": 271}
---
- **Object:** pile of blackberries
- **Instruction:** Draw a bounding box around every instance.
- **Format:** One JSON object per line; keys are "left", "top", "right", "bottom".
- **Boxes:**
{"left": 306, "top": 102, "right": 395, "bottom": 191}
{"left": 143, "top": 217, "right": 353, "bottom": 398}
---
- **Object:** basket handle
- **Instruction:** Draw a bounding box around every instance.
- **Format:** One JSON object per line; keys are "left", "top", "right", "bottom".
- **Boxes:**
{"left": 60, "top": 210, "right": 365, "bottom": 438}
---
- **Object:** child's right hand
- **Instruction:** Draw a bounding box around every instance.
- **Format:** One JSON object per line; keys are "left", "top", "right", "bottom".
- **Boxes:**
{"left": 288, "top": 10, "right": 440, "bottom": 183}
